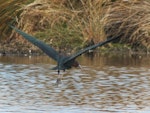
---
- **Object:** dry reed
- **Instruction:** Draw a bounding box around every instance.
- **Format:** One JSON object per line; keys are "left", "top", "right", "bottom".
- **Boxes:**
{"left": 103, "top": 0, "right": 150, "bottom": 51}
{"left": 9, "top": 0, "right": 106, "bottom": 51}
{"left": 1, "top": 0, "right": 150, "bottom": 53}
{"left": 0, "top": 0, "right": 34, "bottom": 41}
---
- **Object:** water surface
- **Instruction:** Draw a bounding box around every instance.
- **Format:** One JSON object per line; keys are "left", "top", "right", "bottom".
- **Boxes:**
{"left": 0, "top": 53, "right": 150, "bottom": 113}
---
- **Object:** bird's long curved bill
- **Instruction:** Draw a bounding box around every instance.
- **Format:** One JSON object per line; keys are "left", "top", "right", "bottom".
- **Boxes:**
{"left": 79, "top": 65, "right": 82, "bottom": 69}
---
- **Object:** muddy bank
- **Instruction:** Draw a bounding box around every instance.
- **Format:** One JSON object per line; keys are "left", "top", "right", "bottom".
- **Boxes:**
{"left": 0, "top": 40, "right": 43, "bottom": 56}
{"left": 0, "top": 38, "right": 148, "bottom": 56}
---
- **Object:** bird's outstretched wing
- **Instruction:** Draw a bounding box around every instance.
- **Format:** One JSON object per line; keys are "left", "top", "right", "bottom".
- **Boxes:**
{"left": 64, "top": 35, "right": 121, "bottom": 64}
{"left": 10, "top": 25, "right": 60, "bottom": 62}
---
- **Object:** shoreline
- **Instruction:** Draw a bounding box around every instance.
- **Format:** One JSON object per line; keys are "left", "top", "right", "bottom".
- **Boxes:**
{"left": 0, "top": 48, "right": 149, "bottom": 57}
{"left": 0, "top": 40, "right": 149, "bottom": 57}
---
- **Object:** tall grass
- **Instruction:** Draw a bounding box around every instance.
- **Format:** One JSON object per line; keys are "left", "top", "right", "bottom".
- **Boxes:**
{"left": 0, "top": 0, "right": 34, "bottom": 41}
{"left": 1, "top": 0, "right": 149, "bottom": 53}
{"left": 12, "top": 0, "right": 107, "bottom": 51}
{"left": 104, "top": 0, "right": 150, "bottom": 51}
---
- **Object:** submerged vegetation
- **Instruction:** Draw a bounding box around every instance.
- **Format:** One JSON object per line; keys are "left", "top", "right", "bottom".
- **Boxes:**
{"left": 0, "top": 0, "right": 150, "bottom": 54}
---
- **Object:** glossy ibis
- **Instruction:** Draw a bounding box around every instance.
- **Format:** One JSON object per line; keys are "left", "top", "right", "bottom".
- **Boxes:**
{"left": 10, "top": 25, "right": 120, "bottom": 84}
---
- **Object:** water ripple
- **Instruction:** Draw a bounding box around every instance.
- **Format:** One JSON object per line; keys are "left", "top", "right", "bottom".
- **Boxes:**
{"left": 0, "top": 56, "right": 150, "bottom": 113}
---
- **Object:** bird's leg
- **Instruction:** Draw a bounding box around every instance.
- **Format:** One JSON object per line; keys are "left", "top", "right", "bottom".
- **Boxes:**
{"left": 56, "top": 69, "right": 62, "bottom": 85}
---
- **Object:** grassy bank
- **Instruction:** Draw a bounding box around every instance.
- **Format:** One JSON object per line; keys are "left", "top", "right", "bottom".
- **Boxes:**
{"left": 0, "top": 0, "right": 150, "bottom": 55}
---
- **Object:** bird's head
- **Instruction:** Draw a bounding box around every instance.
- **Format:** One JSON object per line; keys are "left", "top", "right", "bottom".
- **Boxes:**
{"left": 63, "top": 58, "right": 81, "bottom": 69}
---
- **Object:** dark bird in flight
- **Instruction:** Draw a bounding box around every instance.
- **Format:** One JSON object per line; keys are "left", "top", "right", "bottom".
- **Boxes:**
{"left": 10, "top": 25, "right": 120, "bottom": 84}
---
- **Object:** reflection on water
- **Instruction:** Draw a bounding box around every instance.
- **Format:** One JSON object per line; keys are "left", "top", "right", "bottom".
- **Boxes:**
{"left": 0, "top": 53, "right": 150, "bottom": 113}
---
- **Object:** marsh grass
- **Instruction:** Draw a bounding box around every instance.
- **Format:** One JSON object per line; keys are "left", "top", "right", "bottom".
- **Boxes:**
{"left": 1, "top": 0, "right": 150, "bottom": 53}
{"left": 104, "top": 0, "right": 150, "bottom": 51}
{"left": 7, "top": 0, "right": 107, "bottom": 51}
{"left": 0, "top": 0, "right": 34, "bottom": 41}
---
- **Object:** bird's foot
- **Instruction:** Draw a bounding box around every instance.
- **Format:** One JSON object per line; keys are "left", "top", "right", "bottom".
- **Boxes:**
{"left": 55, "top": 72, "right": 63, "bottom": 86}
{"left": 56, "top": 78, "right": 62, "bottom": 85}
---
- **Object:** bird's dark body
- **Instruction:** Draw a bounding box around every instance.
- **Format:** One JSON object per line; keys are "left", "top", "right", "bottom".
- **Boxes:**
{"left": 10, "top": 25, "right": 121, "bottom": 73}
{"left": 52, "top": 56, "right": 76, "bottom": 70}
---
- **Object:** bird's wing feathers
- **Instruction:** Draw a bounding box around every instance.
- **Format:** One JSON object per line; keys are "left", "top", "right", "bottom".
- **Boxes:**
{"left": 64, "top": 35, "right": 121, "bottom": 64}
{"left": 10, "top": 26, "right": 60, "bottom": 61}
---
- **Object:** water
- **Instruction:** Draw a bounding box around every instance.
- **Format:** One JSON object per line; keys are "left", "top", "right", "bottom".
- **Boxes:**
{"left": 0, "top": 53, "right": 150, "bottom": 113}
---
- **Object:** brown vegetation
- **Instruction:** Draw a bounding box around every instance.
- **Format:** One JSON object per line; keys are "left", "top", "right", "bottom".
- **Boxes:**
{"left": 11, "top": 0, "right": 106, "bottom": 49}
{"left": 0, "top": 0, "right": 150, "bottom": 54}
{"left": 0, "top": 0, "right": 34, "bottom": 41}
{"left": 104, "top": 0, "right": 150, "bottom": 52}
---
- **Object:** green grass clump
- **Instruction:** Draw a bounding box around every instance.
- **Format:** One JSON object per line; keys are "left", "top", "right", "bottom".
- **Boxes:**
{"left": 35, "top": 22, "right": 83, "bottom": 51}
